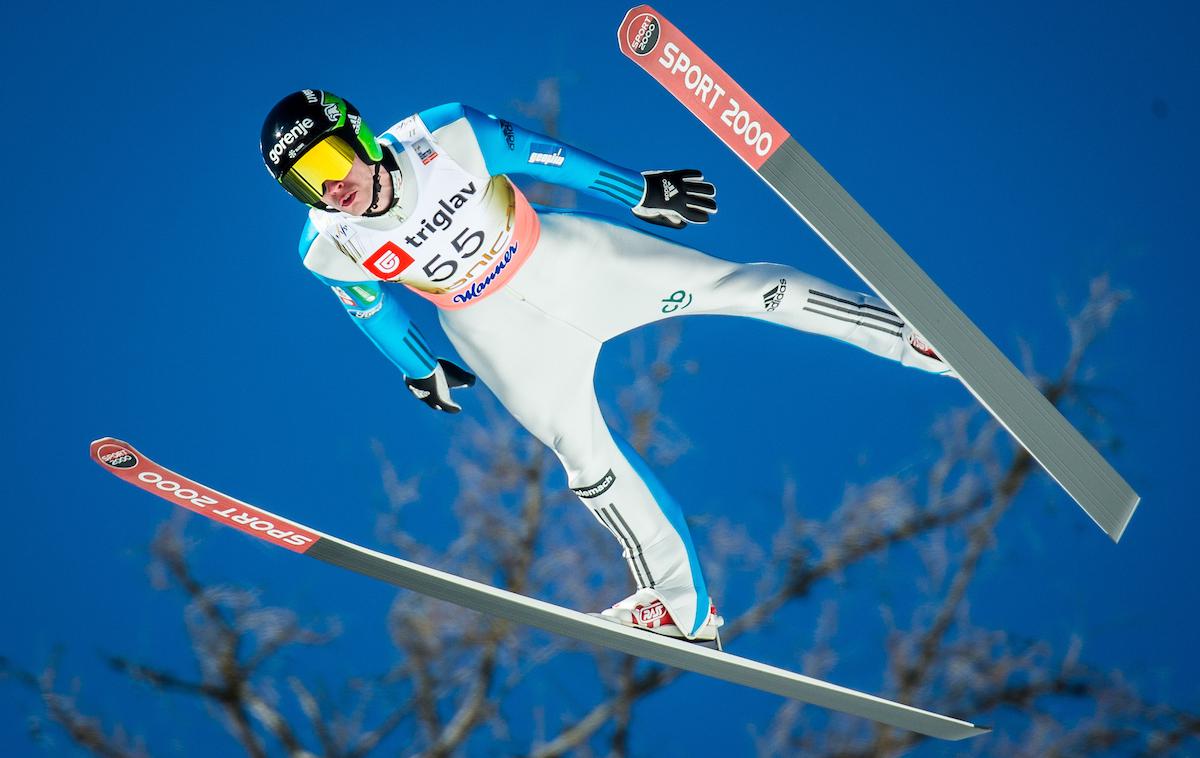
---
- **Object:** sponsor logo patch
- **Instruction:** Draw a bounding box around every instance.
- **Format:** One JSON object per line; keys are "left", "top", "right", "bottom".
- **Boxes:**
{"left": 350, "top": 300, "right": 383, "bottom": 319}
{"left": 450, "top": 242, "right": 518, "bottom": 304}
{"left": 363, "top": 241, "right": 415, "bottom": 279}
{"left": 661, "top": 289, "right": 692, "bottom": 313}
{"left": 636, "top": 602, "right": 668, "bottom": 625}
{"left": 350, "top": 284, "right": 378, "bottom": 303}
{"left": 528, "top": 142, "right": 566, "bottom": 167}
{"left": 499, "top": 119, "right": 516, "bottom": 150}
{"left": 97, "top": 443, "right": 138, "bottom": 469}
{"left": 330, "top": 223, "right": 368, "bottom": 262}
{"left": 413, "top": 137, "right": 438, "bottom": 165}
{"left": 908, "top": 333, "right": 941, "bottom": 361}
{"left": 626, "top": 12, "right": 661, "bottom": 56}
{"left": 403, "top": 181, "right": 478, "bottom": 248}
{"left": 572, "top": 469, "right": 616, "bottom": 499}
{"left": 762, "top": 278, "right": 787, "bottom": 311}
{"left": 268, "top": 117, "right": 316, "bottom": 165}
{"left": 332, "top": 286, "right": 356, "bottom": 307}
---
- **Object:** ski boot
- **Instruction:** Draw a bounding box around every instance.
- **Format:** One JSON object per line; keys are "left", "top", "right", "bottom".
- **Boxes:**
{"left": 594, "top": 588, "right": 724, "bottom": 647}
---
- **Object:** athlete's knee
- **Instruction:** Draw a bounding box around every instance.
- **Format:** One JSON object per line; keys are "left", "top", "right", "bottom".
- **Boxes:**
{"left": 548, "top": 431, "right": 611, "bottom": 484}
{"left": 714, "top": 262, "right": 797, "bottom": 290}
{"left": 708, "top": 262, "right": 803, "bottom": 313}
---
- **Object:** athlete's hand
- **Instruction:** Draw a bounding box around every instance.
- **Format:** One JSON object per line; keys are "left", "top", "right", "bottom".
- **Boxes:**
{"left": 405, "top": 359, "right": 476, "bottom": 414}
{"left": 632, "top": 169, "right": 717, "bottom": 229}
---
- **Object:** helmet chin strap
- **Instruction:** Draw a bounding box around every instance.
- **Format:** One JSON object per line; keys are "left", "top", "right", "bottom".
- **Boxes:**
{"left": 362, "top": 162, "right": 392, "bottom": 217}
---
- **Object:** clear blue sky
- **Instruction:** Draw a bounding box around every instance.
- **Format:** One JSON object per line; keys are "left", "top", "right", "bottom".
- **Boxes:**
{"left": 3, "top": 0, "right": 1197, "bottom": 754}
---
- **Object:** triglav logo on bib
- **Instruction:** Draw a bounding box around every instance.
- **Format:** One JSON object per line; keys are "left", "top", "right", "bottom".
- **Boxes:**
{"left": 363, "top": 242, "right": 415, "bottom": 279}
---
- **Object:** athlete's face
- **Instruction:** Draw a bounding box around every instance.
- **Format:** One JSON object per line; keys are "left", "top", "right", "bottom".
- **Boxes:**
{"left": 320, "top": 154, "right": 393, "bottom": 216}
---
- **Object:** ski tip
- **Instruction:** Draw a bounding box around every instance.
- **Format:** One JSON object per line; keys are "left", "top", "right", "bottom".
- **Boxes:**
{"left": 91, "top": 436, "right": 132, "bottom": 454}
{"left": 90, "top": 437, "right": 140, "bottom": 470}
{"left": 617, "top": 5, "right": 660, "bottom": 54}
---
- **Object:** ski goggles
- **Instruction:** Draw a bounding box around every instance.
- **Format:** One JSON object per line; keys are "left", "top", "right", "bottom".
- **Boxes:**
{"left": 279, "top": 135, "right": 357, "bottom": 205}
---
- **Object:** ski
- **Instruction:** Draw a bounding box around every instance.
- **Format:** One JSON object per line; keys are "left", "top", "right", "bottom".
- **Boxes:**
{"left": 617, "top": 6, "right": 1140, "bottom": 541}
{"left": 90, "top": 437, "right": 988, "bottom": 741}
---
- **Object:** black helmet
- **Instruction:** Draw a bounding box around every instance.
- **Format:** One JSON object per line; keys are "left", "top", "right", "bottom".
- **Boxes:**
{"left": 260, "top": 90, "right": 384, "bottom": 208}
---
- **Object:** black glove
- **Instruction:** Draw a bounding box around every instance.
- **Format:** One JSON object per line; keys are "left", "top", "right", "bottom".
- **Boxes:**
{"left": 632, "top": 169, "right": 717, "bottom": 229}
{"left": 405, "top": 359, "right": 476, "bottom": 414}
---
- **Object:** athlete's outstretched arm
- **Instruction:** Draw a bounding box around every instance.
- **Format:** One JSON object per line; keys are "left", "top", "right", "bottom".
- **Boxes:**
{"left": 299, "top": 223, "right": 475, "bottom": 413}
{"left": 420, "top": 103, "right": 717, "bottom": 228}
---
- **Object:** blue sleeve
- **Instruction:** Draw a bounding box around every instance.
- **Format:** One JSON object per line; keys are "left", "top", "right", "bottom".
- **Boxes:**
{"left": 419, "top": 102, "right": 647, "bottom": 209}
{"left": 299, "top": 221, "right": 438, "bottom": 378}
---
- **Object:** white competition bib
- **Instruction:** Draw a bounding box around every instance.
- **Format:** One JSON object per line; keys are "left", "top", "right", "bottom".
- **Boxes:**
{"left": 306, "top": 114, "right": 540, "bottom": 309}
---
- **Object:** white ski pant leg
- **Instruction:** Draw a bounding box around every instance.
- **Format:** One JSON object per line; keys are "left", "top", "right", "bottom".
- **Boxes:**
{"left": 508, "top": 212, "right": 925, "bottom": 364}
{"left": 438, "top": 279, "right": 710, "bottom": 638}
{"left": 438, "top": 211, "right": 935, "bottom": 639}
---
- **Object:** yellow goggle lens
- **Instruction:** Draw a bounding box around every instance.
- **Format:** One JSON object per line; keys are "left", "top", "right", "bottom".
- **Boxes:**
{"left": 282, "top": 136, "right": 357, "bottom": 204}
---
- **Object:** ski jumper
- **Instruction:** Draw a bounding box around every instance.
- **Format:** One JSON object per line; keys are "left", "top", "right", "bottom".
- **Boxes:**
{"left": 297, "top": 103, "right": 948, "bottom": 638}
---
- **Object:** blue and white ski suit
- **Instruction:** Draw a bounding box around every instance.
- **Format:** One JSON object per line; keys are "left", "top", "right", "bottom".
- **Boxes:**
{"left": 296, "top": 103, "right": 947, "bottom": 638}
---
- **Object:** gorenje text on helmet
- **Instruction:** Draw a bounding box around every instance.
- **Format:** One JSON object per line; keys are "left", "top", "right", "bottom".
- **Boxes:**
{"left": 269, "top": 118, "right": 316, "bottom": 165}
